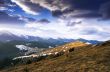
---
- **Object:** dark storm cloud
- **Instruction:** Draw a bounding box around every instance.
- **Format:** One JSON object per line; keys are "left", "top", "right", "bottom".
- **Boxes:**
{"left": 0, "top": 0, "right": 4, "bottom": 5}
{"left": 50, "top": 0, "right": 110, "bottom": 18}
{"left": 10, "top": 0, "right": 110, "bottom": 19}
{"left": 12, "top": 0, "right": 72, "bottom": 15}
{"left": 27, "top": 17, "right": 36, "bottom": 22}
{"left": 12, "top": 0, "right": 44, "bottom": 15}
{"left": 37, "top": 19, "right": 50, "bottom": 24}
{"left": 0, "top": 0, "right": 13, "bottom": 6}
{"left": 100, "top": 1, "right": 110, "bottom": 19}
{"left": 0, "top": 0, "right": 6, "bottom": 8}
{"left": 0, "top": 12, "right": 26, "bottom": 24}
{"left": 20, "top": 0, "right": 110, "bottom": 19}
{"left": 72, "top": 11, "right": 102, "bottom": 18}
{"left": 52, "top": 10, "right": 63, "bottom": 17}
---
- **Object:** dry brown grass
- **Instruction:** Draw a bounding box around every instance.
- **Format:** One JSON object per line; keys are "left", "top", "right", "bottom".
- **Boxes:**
{"left": 42, "top": 41, "right": 89, "bottom": 54}
{"left": 1, "top": 41, "right": 110, "bottom": 72}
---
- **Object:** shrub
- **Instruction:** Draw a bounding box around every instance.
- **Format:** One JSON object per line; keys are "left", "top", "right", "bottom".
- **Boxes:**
{"left": 23, "top": 67, "right": 29, "bottom": 72}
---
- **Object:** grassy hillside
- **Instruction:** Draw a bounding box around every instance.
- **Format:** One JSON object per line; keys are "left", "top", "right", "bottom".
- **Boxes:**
{"left": 1, "top": 41, "right": 110, "bottom": 72}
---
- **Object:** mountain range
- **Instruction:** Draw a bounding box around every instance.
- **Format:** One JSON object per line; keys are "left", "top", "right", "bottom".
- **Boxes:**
{"left": 0, "top": 30, "right": 101, "bottom": 44}
{"left": 0, "top": 30, "right": 101, "bottom": 60}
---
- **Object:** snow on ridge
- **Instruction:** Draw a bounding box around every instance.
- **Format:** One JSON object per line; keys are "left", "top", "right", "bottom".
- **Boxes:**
{"left": 16, "top": 45, "right": 30, "bottom": 50}
{"left": 13, "top": 54, "right": 38, "bottom": 60}
{"left": 85, "top": 42, "right": 92, "bottom": 45}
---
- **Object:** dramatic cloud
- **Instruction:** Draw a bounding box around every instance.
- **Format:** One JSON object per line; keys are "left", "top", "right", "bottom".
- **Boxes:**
{"left": 11, "top": 0, "right": 110, "bottom": 19}
{"left": 30, "top": 0, "right": 71, "bottom": 11}
{"left": 12, "top": 0, "right": 44, "bottom": 15}
{"left": 0, "top": 0, "right": 110, "bottom": 41}
{"left": 50, "top": 0, "right": 110, "bottom": 18}
{"left": 12, "top": 0, "right": 73, "bottom": 17}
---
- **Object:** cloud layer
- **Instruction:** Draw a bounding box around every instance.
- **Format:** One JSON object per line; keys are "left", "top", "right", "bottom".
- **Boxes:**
{"left": 0, "top": 17, "right": 110, "bottom": 41}
{"left": 24, "top": 19, "right": 110, "bottom": 41}
{"left": 12, "top": 0, "right": 110, "bottom": 19}
{"left": 0, "top": 0, "right": 110, "bottom": 41}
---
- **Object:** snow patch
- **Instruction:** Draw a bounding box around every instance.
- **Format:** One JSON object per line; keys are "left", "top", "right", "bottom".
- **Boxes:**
{"left": 85, "top": 42, "right": 92, "bottom": 45}
{"left": 16, "top": 45, "right": 30, "bottom": 50}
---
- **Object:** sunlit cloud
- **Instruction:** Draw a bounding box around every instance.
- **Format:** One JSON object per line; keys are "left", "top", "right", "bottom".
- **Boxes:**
{"left": 24, "top": 18, "right": 110, "bottom": 41}
{"left": 0, "top": 18, "right": 110, "bottom": 41}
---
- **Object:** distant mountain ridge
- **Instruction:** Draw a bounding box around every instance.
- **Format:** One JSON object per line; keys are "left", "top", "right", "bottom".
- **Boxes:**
{"left": 0, "top": 31, "right": 101, "bottom": 60}
{"left": 0, "top": 31, "right": 26, "bottom": 42}
{"left": 0, "top": 30, "right": 101, "bottom": 44}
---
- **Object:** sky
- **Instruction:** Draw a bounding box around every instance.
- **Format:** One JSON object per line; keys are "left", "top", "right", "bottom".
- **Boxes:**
{"left": 0, "top": 0, "right": 110, "bottom": 41}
